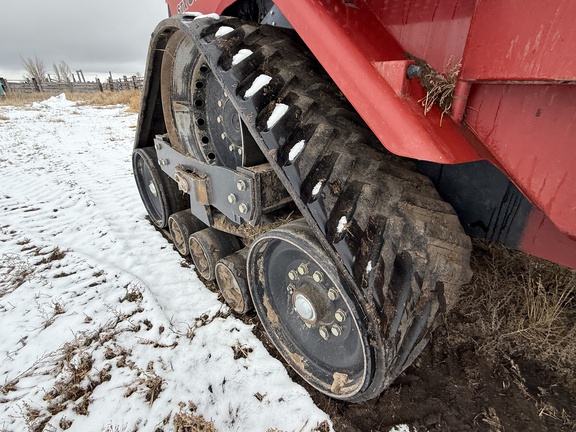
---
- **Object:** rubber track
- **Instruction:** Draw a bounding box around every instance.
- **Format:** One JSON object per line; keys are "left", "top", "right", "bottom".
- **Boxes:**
{"left": 174, "top": 15, "right": 472, "bottom": 399}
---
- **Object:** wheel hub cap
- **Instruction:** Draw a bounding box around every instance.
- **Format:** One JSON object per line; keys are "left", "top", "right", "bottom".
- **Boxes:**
{"left": 148, "top": 181, "right": 158, "bottom": 197}
{"left": 293, "top": 293, "right": 316, "bottom": 323}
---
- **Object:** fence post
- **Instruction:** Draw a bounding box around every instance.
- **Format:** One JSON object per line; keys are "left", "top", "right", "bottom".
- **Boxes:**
{"left": 96, "top": 78, "right": 103, "bottom": 92}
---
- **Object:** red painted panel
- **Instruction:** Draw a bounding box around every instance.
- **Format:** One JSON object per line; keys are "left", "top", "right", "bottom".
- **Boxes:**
{"left": 520, "top": 210, "right": 576, "bottom": 270}
{"left": 165, "top": 0, "right": 233, "bottom": 16}
{"left": 462, "top": 0, "right": 576, "bottom": 81}
{"left": 275, "top": 0, "right": 480, "bottom": 164}
{"left": 465, "top": 83, "right": 576, "bottom": 238}
{"left": 365, "top": 0, "right": 475, "bottom": 75}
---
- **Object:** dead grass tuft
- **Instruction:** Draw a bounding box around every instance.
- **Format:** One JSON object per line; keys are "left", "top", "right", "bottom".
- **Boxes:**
{"left": 0, "top": 113, "right": 9, "bottom": 121}
{"left": 67, "top": 90, "right": 142, "bottom": 112}
{"left": 174, "top": 402, "right": 218, "bottom": 432}
{"left": 408, "top": 55, "right": 461, "bottom": 124}
{"left": 120, "top": 282, "right": 144, "bottom": 303}
{"left": 0, "top": 90, "right": 142, "bottom": 112}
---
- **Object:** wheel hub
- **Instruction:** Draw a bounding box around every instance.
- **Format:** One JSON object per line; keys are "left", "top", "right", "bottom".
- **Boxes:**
{"left": 293, "top": 292, "right": 317, "bottom": 323}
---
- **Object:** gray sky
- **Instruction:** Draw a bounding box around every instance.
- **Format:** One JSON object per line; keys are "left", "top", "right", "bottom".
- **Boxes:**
{"left": 0, "top": 0, "right": 169, "bottom": 81}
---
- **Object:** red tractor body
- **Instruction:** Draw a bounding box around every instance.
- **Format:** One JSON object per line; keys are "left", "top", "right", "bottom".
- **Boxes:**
{"left": 165, "top": 0, "right": 576, "bottom": 269}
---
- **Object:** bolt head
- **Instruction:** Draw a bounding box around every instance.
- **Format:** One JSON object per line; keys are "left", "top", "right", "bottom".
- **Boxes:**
{"left": 297, "top": 263, "right": 308, "bottom": 275}
{"left": 287, "top": 283, "right": 295, "bottom": 294}
{"left": 335, "top": 309, "right": 347, "bottom": 322}
{"left": 217, "top": 116, "right": 223, "bottom": 123}
{"left": 227, "top": 194, "right": 237, "bottom": 203}
{"left": 288, "top": 270, "right": 298, "bottom": 281}
{"left": 154, "top": 142, "right": 162, "bottom": 150}
{"left": 319, "top": 327, "right": 329, "bottom": 340}
{"left": 229, "top": 144, "right": 235, "bottom": 151}
{"left": 331, "top": 324, "right": 342, "bottom": 337}
{"left": 221, "top": 132, "right": 227, "bottom": 139}
{"left": 327, "top": 288, "right": 339, "bottom": 301}
{"left": 238, "top": 203, "right": 248, "bottom": 214}
{"left": 312, "top": 271, "right": 323, "bottom": 283}
{"left": 237, "top": 148, "right": 243, "bottom": 155}
{"left": 217, "top": 100, "right": 223, "bottom": 107}
{"left": 236, "top": 180, "right": 246, "bottom": 191}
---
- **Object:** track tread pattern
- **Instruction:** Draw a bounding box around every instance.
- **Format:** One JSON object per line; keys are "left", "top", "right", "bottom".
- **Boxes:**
{"left": 175, "top": 16, "right": 472, "bottom": 401}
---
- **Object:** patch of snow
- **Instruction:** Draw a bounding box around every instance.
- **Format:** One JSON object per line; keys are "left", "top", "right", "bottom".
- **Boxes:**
{"left": 215, "top": 26, "right": 234, "bottom": 37}
{"left": 390, "top": 425, "right": 412, "bottom": 432}
{"left": 31, "top": 93, "right": 75, "bottom": 109}
{"left": 183, "top": 11, "right": 202, "bottom": 17}
{"left": 191, "top": 13, "right": 220, "bottom": 20}
{"left": 289, "top": 140, "right": 306, "bottom": 162}
{"left": 244, "top": 74, "right": 272, "bottom": 99}
{"left": 337, "top": 216, "right": 348, "bottom": 233}
{"left": 366, "top": 260, "right": 373, "bottom": 274}
{"left": 312, "top": 181, "right": 324, "bottom": 196}
{"left": 232, "top": 48, "right": 253, "bottom": 66}
{"left": 0, "top": 100, "right": 333, "bottom": 432}
{"left": 266, "top": 103, "right": 289, "bottom": 129}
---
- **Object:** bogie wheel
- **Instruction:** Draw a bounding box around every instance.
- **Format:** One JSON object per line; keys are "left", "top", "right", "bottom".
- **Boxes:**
{"left": 132, "top": 147, "right": 188, "bottom": 229}
{"left": 247, "top": 219, "right": 377, "bottom": 401}
{"left": 168, "top": 210, "right": 206, "bottom": 256}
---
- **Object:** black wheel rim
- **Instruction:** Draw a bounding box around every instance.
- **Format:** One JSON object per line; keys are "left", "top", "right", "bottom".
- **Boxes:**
{"left": 132, "top": 148, "right": 166, "bottom": 227}
{"left": 248, "top": 222, "right": 372, "bottom": 399}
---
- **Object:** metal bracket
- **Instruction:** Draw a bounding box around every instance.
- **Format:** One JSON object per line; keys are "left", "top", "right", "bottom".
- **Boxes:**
{"left": 154, "top": 136, "right": 257, "bottom": 225}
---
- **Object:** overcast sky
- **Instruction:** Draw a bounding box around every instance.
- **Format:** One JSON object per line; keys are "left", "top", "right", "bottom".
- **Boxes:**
{"left": 0, "top": 0, "right": 169, "bottom": 81}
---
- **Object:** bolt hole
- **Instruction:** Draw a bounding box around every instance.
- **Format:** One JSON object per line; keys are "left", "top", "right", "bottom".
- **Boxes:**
{"left": 201, "top": 136, "right": 210, "bottom": 144}
{"left": 199, "top": 65, "right": 209, "bottom": 73}
{"left": 194, "top": 99, "right": 204, "bottom": 107}
{"left": 207, "top": 152, "right": 216, "bottom": 160}
{"left": 196, "top": 118, "right": 205, "bottom": 126}
{"left": 195, "top": 81, "right": 204, "bottom": 89}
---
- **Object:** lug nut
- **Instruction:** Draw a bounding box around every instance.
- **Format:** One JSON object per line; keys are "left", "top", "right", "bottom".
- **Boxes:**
{"left": 227, "top": 194, "right": 237, "bottom": 203}
{"left": 319, "top": 327, "right": 330, "bottom": 340}
{"left": 312, "top": 271, "right": 323, "bottom": 283}
{"left": 327, "top": 288, "right": 339, "bottom": 301}
{"left": 335, "top": 309, "right": 347, "bottom": 322}
{"left": 238, "top": 203, "right": 248, "bottom": 214}
{"left": 331, "top": 324, "right": 342, "bottom": 337}
{"left": 236, "top": 180, "right": 246, "bottom": 191}
{"left": 288, "top": 270, "right": 298, "bottom": 281}
{"left": 297, "top": 263, "right": 308, "bottom": 275}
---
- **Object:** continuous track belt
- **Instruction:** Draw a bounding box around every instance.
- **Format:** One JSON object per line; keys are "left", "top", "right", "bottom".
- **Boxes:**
{"left": 161, "top": 15, "right": 472, "bottom": 395}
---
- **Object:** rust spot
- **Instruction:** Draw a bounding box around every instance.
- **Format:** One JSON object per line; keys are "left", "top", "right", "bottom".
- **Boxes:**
{"left": 331, "top": 372, "right": 349, "bottom": 395}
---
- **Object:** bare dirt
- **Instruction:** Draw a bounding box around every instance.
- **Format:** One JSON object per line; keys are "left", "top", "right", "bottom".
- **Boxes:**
{"left": 246, "top": 239, "right": 576, "bottom": 432}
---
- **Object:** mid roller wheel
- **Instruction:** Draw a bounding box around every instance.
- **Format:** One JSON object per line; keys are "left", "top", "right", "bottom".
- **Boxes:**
{"left": 247, "top": 219, "right": 379, "bottom": 401}
{"left": 132, "top": 147, "right": 188, "bottom": 228}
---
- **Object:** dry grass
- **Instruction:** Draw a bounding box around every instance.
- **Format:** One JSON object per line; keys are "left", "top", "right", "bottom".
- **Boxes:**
{"left": 174, "top": 402, "right": 218, "bottom": 432}
{"left": 408, "top": 55, "right": 461, "bottom": 124}
{"left": 448, "top": 239, "right": 576, "bottom": 424}
{"left": 68, "top": 90, "right": 142, "bottom": 112}
{"left": 0, "top": 90, "right": 142, "bottom": 112}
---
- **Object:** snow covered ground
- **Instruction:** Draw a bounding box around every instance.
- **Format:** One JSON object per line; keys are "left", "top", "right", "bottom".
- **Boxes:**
{"left": 0, "top": 95, "right": 332, "bottom": 432}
